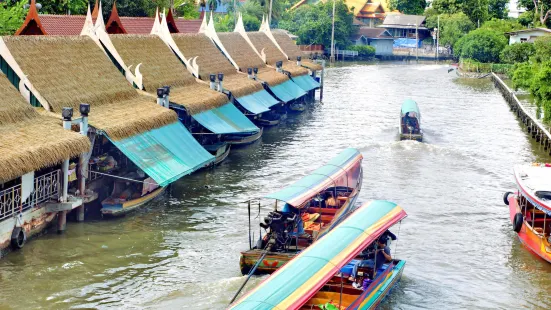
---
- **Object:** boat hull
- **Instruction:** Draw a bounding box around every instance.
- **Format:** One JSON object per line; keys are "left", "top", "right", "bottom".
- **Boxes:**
{"left": 350, "top": 260, "right": 406, "bottom": 310}
{"left": 224, "top": 127, "right": 263, "bottom": 145}
{"left": 289, "top": 102, "right": 306, "bottom": 113}
{"left": 399, "top": 133, "right": 423, "bottom": 142}
{"left": 101, "top": 186, "right": 166, "bottom": 217}
{"left": 239, "top": 192, "right": 360, "bottom": 275}
{"left": 508, "top": 194, "right": 551, "bottom": 263}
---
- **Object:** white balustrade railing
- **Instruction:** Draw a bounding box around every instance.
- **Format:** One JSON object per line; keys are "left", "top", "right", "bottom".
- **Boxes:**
{"left": 0, "top": 170, "right": 61, "bottom": 221}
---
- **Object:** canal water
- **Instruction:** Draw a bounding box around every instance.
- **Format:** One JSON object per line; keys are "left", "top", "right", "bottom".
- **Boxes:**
{"left": 1, "top": 63, "right": 551, "bottom": 309}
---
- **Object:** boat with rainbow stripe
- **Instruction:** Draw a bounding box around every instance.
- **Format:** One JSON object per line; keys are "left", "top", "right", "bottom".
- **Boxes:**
{"left": 504, "top": 164, "right": 551, "bottom": 263}
{"left": 230, "top": 200, "right": 408, "bottom": 310}
{"left": 240, "top": 148, "right": 363, "bottom": 275}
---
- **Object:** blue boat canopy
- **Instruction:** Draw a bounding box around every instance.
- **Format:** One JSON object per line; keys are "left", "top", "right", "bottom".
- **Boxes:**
{"left": 401, "top": 99, "right": 420, "bottom": 115}
{"left": 292, "top": 74, "right": 320, "bottom": 92}
{"left": 230, "top": 200, "right": 407, "bottom": 310}
{"left": 236, "top": 89, "right": 279, "bottom": 115}
{"left": 265, "top": 148, "right": 363, "bottom": 208}
{"left": 269, "top": 80, "right": 307, "bottom": 103}
{"left": 108, "top": 122, "right": 215, "bottom": 187}
{"left": 192, "top": 103, "right": 260, "bottom": 134}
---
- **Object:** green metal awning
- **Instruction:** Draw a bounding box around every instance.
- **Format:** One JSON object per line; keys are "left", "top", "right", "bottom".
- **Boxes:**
{"left": 192, "top": 103, "right": 260, "bottom": 134}
{"left": 108, "top": 122, "right": 214, "bottom": 187}
{"left": 292, "top": 74, "right": 320, "bottom": 91}
{"left": 269, "top": 80, "right": 307, "bottom": 103}
{"left": 236, "top": 92, "right": 271, "bottom": 115}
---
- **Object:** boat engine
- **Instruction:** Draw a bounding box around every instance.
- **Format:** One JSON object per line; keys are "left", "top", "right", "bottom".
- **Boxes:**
{"left": 259, "top": 211, "right": 297, "bottom": 252}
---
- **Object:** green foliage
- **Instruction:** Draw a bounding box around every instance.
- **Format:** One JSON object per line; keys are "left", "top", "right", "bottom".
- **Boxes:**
{"left": 214, "top": 11, "right": 260, "bottom": 32}
{"left": 174, "top": 0, "right": 200, "bottom": 19}
{"left": 461, "top": 58, "right": 513, "bottom": 73}
{"left": 101, "top": 0, "right": 159, "bottom": 18}
{"left": 488, "top": 0, "right": 509, "bottom": 19}
{"left": 533, "top": 36, "right": 551, "bottom": 62}
{"left": 388, "top": 0, "right": 426, "bottom": 15}
{"left": 40, "top": 0, "right": 87, "bottom": 15}
{"left": 278, "top": 0, "right": 354, "bottom": 48}
{"left": 431, "top": 0, "right": 463, "bottom": 14}
{"left": 426, "top": 12, "right": 474, "bottom": 48}
{"left": 455, "top": 28, "right": 507, "bottom": 62}
{"left": 480, "top": 18, "right": 523, "bottom": 35}
{"left": 349, "top": 45, "right": 376, "bottom": 58}
{"left": 512, "top": 62, "right": 536, "bottom": 90}
{"left": 0, "top": 0, "right": 26, "bottom": 35}
{"left": 518, "top": 11, "right": 534, "bottom": 27}
{"left": 430, "top": 0, "right": 508, "bottom": 24}
{"left": 500, "top": 43, "right": 536, "bottom": 64}
{"left": 530, "top": 61, "right": 551, "bottom": 121}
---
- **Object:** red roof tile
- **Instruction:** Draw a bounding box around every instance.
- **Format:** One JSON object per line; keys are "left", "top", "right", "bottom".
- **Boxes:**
{"left": 174, "top": 18, "right": 202, "bottom": 33}
{"left": 119, "top": 17, "right": 155, "bottom": 34}
{"left": 38, "top": 15, "right": 87, "bottom": 35}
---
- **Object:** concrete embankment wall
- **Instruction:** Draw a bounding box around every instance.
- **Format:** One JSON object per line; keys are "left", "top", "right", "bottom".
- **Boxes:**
{"left": 492, "top": 73, "right": 551, "bottom": 155}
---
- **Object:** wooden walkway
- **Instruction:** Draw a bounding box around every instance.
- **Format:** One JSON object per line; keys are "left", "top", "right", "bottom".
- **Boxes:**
{"left": 492, "top": 73, "right": 551, "bottom": 155}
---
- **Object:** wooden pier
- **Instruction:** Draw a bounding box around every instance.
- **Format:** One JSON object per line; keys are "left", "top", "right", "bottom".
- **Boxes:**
{"left": 492, "top": 73, "right": 551, "bottom": 155}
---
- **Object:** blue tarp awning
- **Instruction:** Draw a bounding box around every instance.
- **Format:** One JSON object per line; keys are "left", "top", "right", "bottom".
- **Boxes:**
{"left": 192, "top": 103, "right": 259, "bottom": 134}
{"left": 254, "top": 89, "right": 280, "bottom": 108}
{"left": 269, "top": 80, "right": 307, "bottom": 103}
{"left": 393, "top": 38, "right": 421, "bottom": 48}
{"left": 108, "top": 122, "right": 215, "bottom": 187}
{"left": 236, "top": 91, "right": 272, "bottom": 115}
{"left": 292, "top": 74, "right": 320, "bottom": 91}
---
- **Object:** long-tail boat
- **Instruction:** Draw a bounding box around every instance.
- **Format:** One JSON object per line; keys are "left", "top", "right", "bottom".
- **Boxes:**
{"left": 504, "top": 164, "right": 551, "bottom": 263}
{"left": 399, "top": 99, "right": 423, "bottom": 142}
{"left": 230, "top": 200, "right": 408, "bottom": 310}
{"left": 240, "top": 148, "right": 363, "bottom": 275}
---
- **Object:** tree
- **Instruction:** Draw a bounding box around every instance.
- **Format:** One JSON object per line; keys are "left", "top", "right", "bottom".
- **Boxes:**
{"left": 101, "top": 0, "right": 160, "bottom": 18}
{"left": 454, "top": 28, "right": 507, "bottom": 62}
{"left": 518, "top": 0, "right": 551, "bottom": 26}
{"left": 174, "top": 0, "right": 200, "bottom": 19}
{"left": 512, "top": 62, "right": 536, "bottom": 90}
{"left": 462, "top": 0, "right": 489, "bottom": 24}
{"left": 278, "top": 0, "right": 354, "bottom": 48}
{"left": 0, "top": 0, "right": 26, "bottom": 35}
{"left": 480, "top": 18, "right": 523, "bottom": 36}
{"left": 431, "top": 0, "right": 463, "bottom": 14}
{"left": 533, "top": 35, "right": 551, "bottom": 62}
{"left": 349, "top": 45, "right": 376, "bottom": 59}
{"left": 500, "top": 43, "right": 536, "bottom": 63}
{"left": 388, "top": 0, "right": 426, "bottom": 15}
{"left": 425, "top": 12, "right": 475, "bottom": 48}
{"left": 488, "top": 0, "right": 509, "bottom": 19}
{"left": 530, "top": 61, "right": 551, "bottom": 121}
{"left": 214, "top": 11, "right": 260, "bottom": 31}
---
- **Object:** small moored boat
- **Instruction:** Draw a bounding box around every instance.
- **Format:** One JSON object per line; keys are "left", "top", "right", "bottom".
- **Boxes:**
{"left": 504, "top": 163, "right": 551, "bottom": 263}
{"left": 229, "top": 200, "right": 408, "bottom": 310}
{"left": 240, "top": 148, "right": 363, "bottom": 275}
{"left": 399, "top": 99, "right": 423, "bottom": 141}
{"left": 202, "top": 142, "right": 231, "bottom": 166}
{"left": 101, "top": 171, "right": 166, "bottom": 216}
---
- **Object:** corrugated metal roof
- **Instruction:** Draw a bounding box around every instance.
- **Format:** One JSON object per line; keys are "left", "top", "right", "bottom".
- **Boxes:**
{"left": 382, "top": 14, "right": 425, "bottom": 27}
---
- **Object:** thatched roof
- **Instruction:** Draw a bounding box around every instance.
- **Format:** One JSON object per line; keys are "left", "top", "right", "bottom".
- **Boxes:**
{"left": 0, "top": 73, "right": 90, "bottom": 182}
{"left": 282, "top": 62, "right": 309, "bottom": 76}
{"left": 271, "top": 30, "right": 303, "bottom": 60}
{"left": 247, "top": 32, "right": 287, "bottom": 66}
{"left": 256, "top": 67, "right": 289, "bottom": 87}
{"left": 172, "top": 33, "right": 236, "bottom": 79}
{"left": 222, "top": 74, "right": 263, "bottom": 98}
{"left": 107, "top": 34, "right": 228, "bottom": 115}
{"left": 171, "top": 34, "right": 262, "bottom": 98}
{"left": 170, "top": 85, "right": 229, "bottom": 115}
{"left": 217, "top": 32, "right": 265, "bottom": 71}
{"left": 301, "top": 60, "right": 324, "bottom": 71}
{"left": 3, "top": 35, "right": 177, "bottom": 141}
{"left": 109, "top": 34, "right": 196, "bottom": 90}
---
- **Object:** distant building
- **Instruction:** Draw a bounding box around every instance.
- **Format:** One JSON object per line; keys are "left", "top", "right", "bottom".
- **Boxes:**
{"left": 508, "top": 0, "right": 526, "bottom": 18}
{"left": 506, "top": 28, "right": 551, "bottom": 44}
{"left": 351, "top": 27, "right": 394, "bottom": 55}
{"left": 377, "top": 14, "right": 429, "bottom": 47}
{"left": 290, "top": 0, "right": 386, "bottom": 27}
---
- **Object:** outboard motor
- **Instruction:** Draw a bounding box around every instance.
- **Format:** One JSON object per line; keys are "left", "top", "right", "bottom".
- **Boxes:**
{"left": 259, "top": 211, "right": 296, "bottom": 252}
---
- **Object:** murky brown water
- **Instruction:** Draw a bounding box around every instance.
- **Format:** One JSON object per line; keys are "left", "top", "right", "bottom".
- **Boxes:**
{"left": 1, "top": 63, "right": 551, "bottom": 310}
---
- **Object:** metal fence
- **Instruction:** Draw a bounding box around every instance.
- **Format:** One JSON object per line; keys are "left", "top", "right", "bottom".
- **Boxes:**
{"left": 0, "top": 170, "right": 61, "bottom": 221}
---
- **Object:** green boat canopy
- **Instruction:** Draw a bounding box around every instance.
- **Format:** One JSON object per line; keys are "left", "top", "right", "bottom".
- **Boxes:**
{"left": 401, "top": 99, "right": 420, "bottom": 115}
{"left": 230, "top": 200, "right": 407, "bottom": 310}
{"left": 292, "top": 75, "right": 320, "bottom": 92}
{"left": 264, "top": 148, "right": 363, "bottom": 208}
{"left": 269, "top": 80, "right": 307, "bottom": 103}
{"left": 192, "top": 103, "right": 260, "bottom": 134}
{"left": 236, "top": 89, "right": 279, "bottom": 115}
{"left": 108, "top": 122, "right": 215, "bottom": 187}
